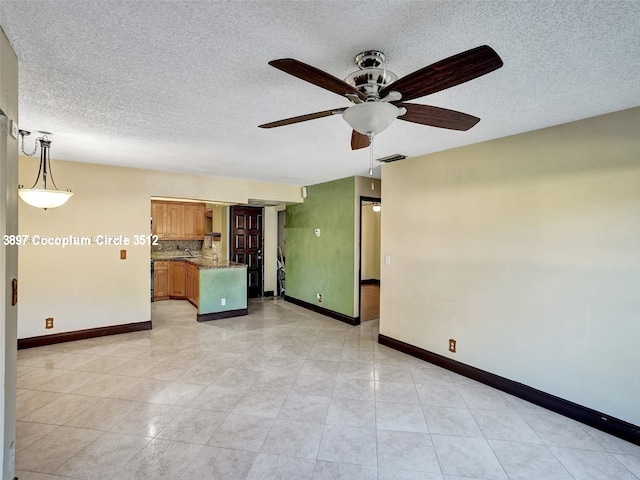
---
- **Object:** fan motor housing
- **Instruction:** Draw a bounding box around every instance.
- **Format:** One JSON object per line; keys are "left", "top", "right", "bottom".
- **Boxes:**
{"left": 345, "top": 50, "right": 397, "bottom": 102}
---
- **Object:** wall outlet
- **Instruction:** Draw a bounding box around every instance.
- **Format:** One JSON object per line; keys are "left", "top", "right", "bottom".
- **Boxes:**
{"left": 314, "top": 228, "right": 321, "bottom": 237}
{"left": 317, "top": 293, "right": 322, "bottom": 302}
{"left": 221, "top": 298, "right": 226, "bottom": 306}
{"left": 449, "top": 338, "right": 456, "bottom": 353}
{"left": 120, "top": 249, "right": 127, "bottom": 260}
{"left": 46, "top": 317, "right": 54, "bottom": 329}
{"left": 385, "top": 255, "right": 391, "bottom": 265}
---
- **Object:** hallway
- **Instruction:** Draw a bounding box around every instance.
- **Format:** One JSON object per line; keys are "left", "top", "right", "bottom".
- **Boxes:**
{"left": 360, "top": 284, "right": 380, "bottom": 322}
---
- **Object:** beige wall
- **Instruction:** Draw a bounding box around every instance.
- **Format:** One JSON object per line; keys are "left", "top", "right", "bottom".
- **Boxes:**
{"left": 380, "top": 107, "right": 640, "bottom": 425}
{"left": 1, "top": 27, "right": 19, "bottom": 480}
{"left": 18, "top": 159, "right": 301, "bottom": 339}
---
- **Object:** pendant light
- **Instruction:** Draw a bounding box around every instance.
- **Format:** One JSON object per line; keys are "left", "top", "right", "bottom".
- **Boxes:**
{"left": 18, "top": 130, "right": 73, "bottom": 209}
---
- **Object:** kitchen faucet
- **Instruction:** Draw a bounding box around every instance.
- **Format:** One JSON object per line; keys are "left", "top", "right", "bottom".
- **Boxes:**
{"left": 185, "top": 248, "right": 193, "bottom": 257}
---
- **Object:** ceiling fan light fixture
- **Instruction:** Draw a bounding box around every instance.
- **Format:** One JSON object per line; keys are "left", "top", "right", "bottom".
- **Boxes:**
{"left": 262, "top": 45, "right": 503, "bottom": 149}
{"left": 342, "top": 102, "right": 402, "bottom": 136}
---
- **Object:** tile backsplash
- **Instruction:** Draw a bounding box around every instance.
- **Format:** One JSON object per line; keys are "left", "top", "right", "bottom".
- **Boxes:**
{"left": 152, "top": 239, "right": 203, "bottom": 254}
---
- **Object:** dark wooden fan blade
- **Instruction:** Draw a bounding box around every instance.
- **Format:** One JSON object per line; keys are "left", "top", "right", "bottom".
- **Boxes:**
{"left": 269, "top": 59, "right": 366, "bottom": 101}
{"left": 396, "top": 103, "right": 480, "bottom": 131}
{"left": 351, "top": 130, "right": 370, "bottom": 150}
{"left": 259, "top": 108, "right": 346, "bottom": 129}
{"left": 381, "top": 45, "right": 503, "bottom": 101}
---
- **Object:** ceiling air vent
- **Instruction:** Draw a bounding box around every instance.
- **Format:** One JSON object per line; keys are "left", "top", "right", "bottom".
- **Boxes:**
{"left": 376, "top": 154, "right": 407, "bottom": 163}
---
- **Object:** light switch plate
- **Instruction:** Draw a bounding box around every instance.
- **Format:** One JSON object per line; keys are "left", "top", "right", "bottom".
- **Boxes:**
{"left": 9, "top": 119, "right": 18, "bottom": 139}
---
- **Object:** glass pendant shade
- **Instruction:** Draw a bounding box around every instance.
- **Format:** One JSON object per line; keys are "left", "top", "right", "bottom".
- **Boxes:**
{"left": 372, "top": 203, "right": 381, "bottom": 212}
{"left": 18, "top": 135, "right": 73, "bottom": 209}
{"left": 18, "top": 188, "right": 73, "bottom": 209}
{"left": 342, "top": 102, "right": 402, "bottom": 135}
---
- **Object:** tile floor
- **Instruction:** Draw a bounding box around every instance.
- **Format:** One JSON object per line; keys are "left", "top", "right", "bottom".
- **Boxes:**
{"left": 15, "top": 298, "right": 640, "bottom": 480}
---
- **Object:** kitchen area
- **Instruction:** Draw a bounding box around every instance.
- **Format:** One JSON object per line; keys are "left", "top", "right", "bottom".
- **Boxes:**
{"left": 150, "top": 199, "right": 249, "bottom": 321}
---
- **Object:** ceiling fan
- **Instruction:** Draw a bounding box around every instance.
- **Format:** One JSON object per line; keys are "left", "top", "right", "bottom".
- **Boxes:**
{"left": 259, "top": 45, "right": 503, "bottom": 150}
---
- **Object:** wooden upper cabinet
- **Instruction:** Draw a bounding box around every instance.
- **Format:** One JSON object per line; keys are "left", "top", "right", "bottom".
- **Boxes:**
{"left": 151, "top": 201, "right": 206, "bottom": 240}
{"left": 183, "top": 203, "right": 205, "bottom": 240}
{"left": 166, "top": 203, "right": 183, "bottom": 239}
{"left": 151, "top": 202, "right": 168, "bottom": 237}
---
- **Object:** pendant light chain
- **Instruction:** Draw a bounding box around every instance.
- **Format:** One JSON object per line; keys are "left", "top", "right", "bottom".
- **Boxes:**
{"left": 20, "top": 132, "right": 47, "bottom": 157}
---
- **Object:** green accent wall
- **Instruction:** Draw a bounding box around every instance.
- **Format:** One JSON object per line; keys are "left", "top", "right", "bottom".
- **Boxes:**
{"left": 286, "top": 177, "right": 355, "bottom": 317}
{"left": 198, "top": 267, "right": 248, "bottom": 314}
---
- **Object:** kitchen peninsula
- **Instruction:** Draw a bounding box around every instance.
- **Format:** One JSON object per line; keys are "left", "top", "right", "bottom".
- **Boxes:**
{"left": 151, "top": 199, "right": 246, "bottom": 321}
{"left": 153, "top": 256, "right": 248, "bottom": 321}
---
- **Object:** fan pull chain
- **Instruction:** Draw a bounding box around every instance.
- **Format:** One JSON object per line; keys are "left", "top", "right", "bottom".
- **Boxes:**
{"left": 368, "top": 132, "right": 375, "bottom": 190}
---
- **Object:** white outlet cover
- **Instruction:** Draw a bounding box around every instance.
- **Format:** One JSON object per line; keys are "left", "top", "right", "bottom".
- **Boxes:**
{"left": 221, "top": 298, "right": 226, "bottom": 306}
{"left": 314, "top": 228, "right": 320, "bottom": 236}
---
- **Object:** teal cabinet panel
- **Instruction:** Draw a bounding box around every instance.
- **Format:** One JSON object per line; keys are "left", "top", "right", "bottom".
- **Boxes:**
{"left": 198, "top": 267, "right": 248, "bottom": 314}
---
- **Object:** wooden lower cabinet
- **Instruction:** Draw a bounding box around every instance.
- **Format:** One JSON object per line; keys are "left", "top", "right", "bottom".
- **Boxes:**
{"left": 186, "top": 263, "right": 199, "bottom": 307}
{"left": 153, "top": 261, "right": 169, "bottom": 300}
{"left": 169, "top": 261, "right": 186, "bottom": 298}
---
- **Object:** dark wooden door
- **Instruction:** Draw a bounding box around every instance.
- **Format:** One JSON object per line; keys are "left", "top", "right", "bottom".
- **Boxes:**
{"left": 230, "top": 206, "right": 263, "bottom": 298}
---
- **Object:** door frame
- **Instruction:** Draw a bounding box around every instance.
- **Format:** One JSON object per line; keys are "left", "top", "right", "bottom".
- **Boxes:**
{"left": 358, "top": 195, "right": 381, "bottom": 322}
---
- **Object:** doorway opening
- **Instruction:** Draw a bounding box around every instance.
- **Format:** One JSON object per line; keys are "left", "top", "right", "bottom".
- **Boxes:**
{"left": 359, "top": 197, "right": 381, "bottom": 322}
{"left": 277, "top": 210, "right": 286, "bottom": 296}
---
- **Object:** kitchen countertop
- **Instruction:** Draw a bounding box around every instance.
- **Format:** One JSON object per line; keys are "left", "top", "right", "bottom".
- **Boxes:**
{"left": 152, "top": 255, "right": 246, "bottom": 270}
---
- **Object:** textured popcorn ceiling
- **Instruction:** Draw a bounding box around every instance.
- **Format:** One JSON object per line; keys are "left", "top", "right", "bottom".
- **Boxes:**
{"left": 1, "top": 1, "right": 638, "bottom": 186}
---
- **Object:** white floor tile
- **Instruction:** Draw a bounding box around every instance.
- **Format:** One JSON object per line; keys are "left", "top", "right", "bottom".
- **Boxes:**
{"left": 317, "top": 424, "right": 377, "bottom": 466}
{"left": 550, "top": 445, "right": 638, "bottom": 480}
{"left": 246, "top": 453, "right": 315, "bottom": 480}
{"left": 260, "top": 419, "right": 324, "bottom": 459}
{"left": 432, "top": 434, "right": 508, "bottom": 479}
